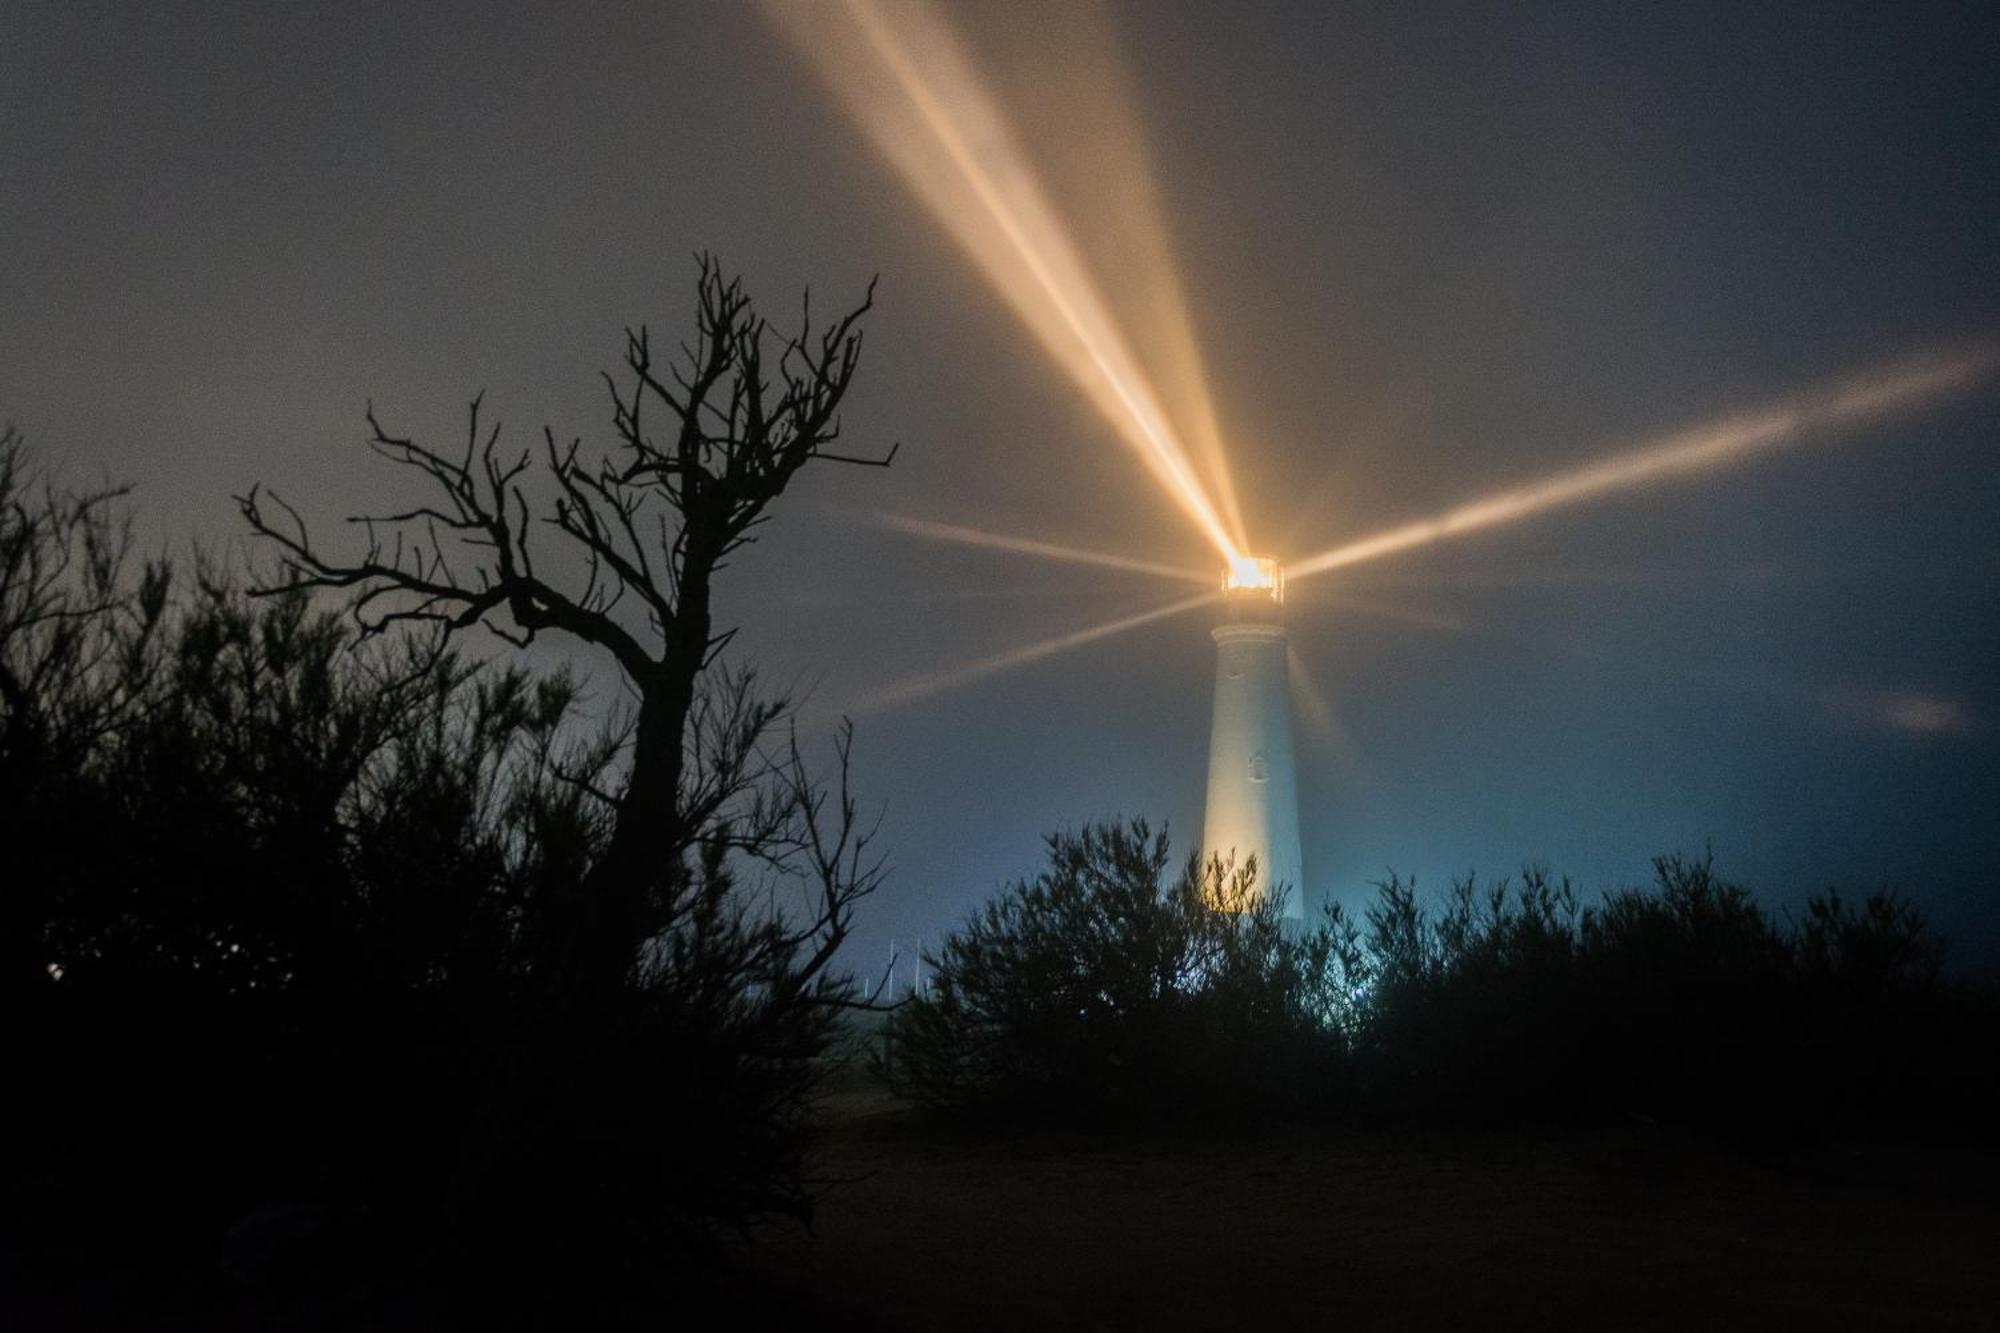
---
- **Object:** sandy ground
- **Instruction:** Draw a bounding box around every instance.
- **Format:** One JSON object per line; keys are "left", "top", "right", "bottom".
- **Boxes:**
{"left": 733, "top": 1070, "right": 2000, "bottom": 1331}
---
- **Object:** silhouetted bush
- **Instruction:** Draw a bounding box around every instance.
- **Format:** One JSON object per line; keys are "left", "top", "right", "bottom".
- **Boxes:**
{"left": 8, "top": 556, "right": 594, "bottom": 1296}
{"left": 886, "top": 822, "right": 1993, "bottom": 1140}
{"left": 1342, "top": 867, "right": 1588, "bottom": 1122}
{"left": 5, "top": 283, "right": 883, "bottom": 1322}
{"left": 881, "top": 821, "right": 1349, "bottom": 1118}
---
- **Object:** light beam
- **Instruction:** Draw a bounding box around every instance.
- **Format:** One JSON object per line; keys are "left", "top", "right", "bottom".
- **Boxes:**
{"left": 878, "top": 513, "right": 1212, "bottom": 584}
{"left": 765, "top": 0, "right": 1245, "bottom": 560}
{"left": 1015, "top": 0, "right": 1250, "bottom": 554}
{"left": 1286, "top": 644, "right": 1359, "bottom": 770}
{"left": 853, "top": 590, "right": 1220, "bottom": 713}
{"left": 1288, "top": 348, "right": 1997, "bottom": 584}
{"left": 1309, "top": 591, "right": 1465, "bottom": 633}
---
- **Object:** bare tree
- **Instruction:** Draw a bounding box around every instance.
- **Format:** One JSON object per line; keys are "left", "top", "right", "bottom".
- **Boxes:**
{"left": 2, "top": 429, "right": 173, "bottom": 996}
{"left": 0, "top": 428, "right": 168, "bottom": 773}
{"left": 238, "top": 256, "right": 894, "bottom": 1022}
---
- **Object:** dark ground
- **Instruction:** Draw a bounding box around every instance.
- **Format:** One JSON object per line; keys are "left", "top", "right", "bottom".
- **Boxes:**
{"left": 735, "top": 1066, "right": 2000, "bottom": 1331}
{"left": 7, "top": 1064, "right": 1994, "bottom": 1329}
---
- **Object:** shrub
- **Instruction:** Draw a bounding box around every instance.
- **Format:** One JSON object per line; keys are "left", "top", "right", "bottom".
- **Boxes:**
{"left": 1345, "top": 868, "right": 1589, "bottom": 1123}
{"left": 5, "top": 389, "right": 880, "bottom": 1321}
{"left": 889, "top": 825, "right": 1989, "bottom": 1139}
{"left": 880, "top": 820, "right": 1347, "bottom": 1117}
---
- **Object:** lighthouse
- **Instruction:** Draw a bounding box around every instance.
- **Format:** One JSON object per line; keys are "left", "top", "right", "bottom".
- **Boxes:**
{"left": 1201, "top": 555, "right": 1305, "bottom": 919}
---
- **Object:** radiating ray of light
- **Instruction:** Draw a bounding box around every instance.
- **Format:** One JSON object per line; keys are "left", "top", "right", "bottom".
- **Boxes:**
{"left": 1450, "top": 610, "right": 1978, "bottom": 743}
{"left": 1015, "top": 1, "right": 1249, "bottom": 552}
{"left": 767, "top": 585, "right": 1113, "bottom": 611}
{"left": 1329, "top": 564, "right": 1694, "bottom": 593}
{"left": 1308, "top": 591, "right": 1466, "bottom": 633}
{"left": 1854, "top": 691, "right": 1971, "bottom": 738}
{"left": 1325, "top": 553, "right": 2000, "bottom": 595}
{"left": 1287, "top": 348, "right": 1999, "bottom": 584}
{"left": 1285, "top": 644, "right": 1358, "bottom": 772}
{"left": 764, "top": 0, "right": 1244, "bottom": 560}
{"left": 852, "top": 590, "right": 1220, "bottom": 714}
{"left": 878, "top": 513, "right": 1212, "bottom": 584}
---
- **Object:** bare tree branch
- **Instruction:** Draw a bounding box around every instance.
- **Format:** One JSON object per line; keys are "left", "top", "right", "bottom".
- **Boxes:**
{"left": 238, "top": 256, "right": 893, "bottom": 1018}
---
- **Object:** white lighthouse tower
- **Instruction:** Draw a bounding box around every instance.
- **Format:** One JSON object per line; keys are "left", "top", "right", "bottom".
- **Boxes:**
{"left": 1201, "top": 555, "right": 1305, "bottom": 920}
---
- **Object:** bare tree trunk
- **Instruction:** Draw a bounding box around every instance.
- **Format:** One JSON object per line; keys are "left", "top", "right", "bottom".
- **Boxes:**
{"left": 238, "top": 258, "right": 895, "bottom": 1239}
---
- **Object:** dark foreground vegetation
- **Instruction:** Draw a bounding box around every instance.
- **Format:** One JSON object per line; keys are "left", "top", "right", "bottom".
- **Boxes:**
{"left": 831, "top": 830, "right": 2000, "bottom": 1327}
{"left": 884, "top": 821, "right": 2000, "bottom": 1139}
{"left": 5, "top": 260, "right": 890, "bottom": 1327}
{"left": 6, "top": 261, "right": 1995, "bottom": 1325}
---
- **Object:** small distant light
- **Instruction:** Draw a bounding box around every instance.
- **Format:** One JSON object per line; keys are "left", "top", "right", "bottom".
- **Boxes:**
{"left": 46, "top": 962, "right": 64, "bottom": 982}
{"left": 1223, "top": 554, "right": 1283, "bottom": 602}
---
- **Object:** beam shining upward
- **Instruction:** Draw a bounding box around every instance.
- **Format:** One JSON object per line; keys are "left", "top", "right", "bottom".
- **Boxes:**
{"left": 878, "top": 513, "right": 1213, "bottom": 584}
{"left": 853, "top": 591, "right": 1221, "bottom": 714}
{"left": 766, "top": 0, "right": 1245, "bottom": 561}
{"left": 1288, "top": 348, "right": 1998, "bottom": 584}
{"left": 1017, "top": 0, "right": 1252, "bottom": 555}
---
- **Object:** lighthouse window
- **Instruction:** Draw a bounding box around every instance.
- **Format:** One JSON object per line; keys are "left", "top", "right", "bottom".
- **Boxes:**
{"left": 1225, "top": 651, "right": 1245, "bottom": 680}
{"left": 1248, "top": 753, "right": 1268, "bottom": 783}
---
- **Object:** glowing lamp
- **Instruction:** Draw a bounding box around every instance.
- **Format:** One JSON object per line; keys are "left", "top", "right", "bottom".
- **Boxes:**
{"left": 1223, "top": 554, "right": 1283, "bottom": 602}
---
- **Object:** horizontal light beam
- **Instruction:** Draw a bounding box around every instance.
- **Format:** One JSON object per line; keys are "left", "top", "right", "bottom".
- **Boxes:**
{"left": 878, "top": 513, "right": 1213, "bottom": 583}
{"left": 1288, "top": 347, "right": 1998, "bottom": 584}
{"left": 852, "top": 590, "right": 1220, "bottom": 714}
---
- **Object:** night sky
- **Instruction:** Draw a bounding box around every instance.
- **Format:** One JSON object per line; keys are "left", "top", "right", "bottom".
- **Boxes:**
{"left": 4, "top": 1, "right": 1996, "bottom": 967}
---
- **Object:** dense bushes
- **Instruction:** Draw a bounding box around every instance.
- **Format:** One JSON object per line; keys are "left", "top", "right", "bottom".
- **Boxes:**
{"left": 4, "top": 412, "right": 871, "bottom": 1316}
{"left": 5, "top": 261, "right": 893, "bottom": 1325}
{"left": 885, "top": 821, "right": 1995, "bottom": 1136}
{"left": 879, "top": 822, "right": 1345, "bottom": 1117}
